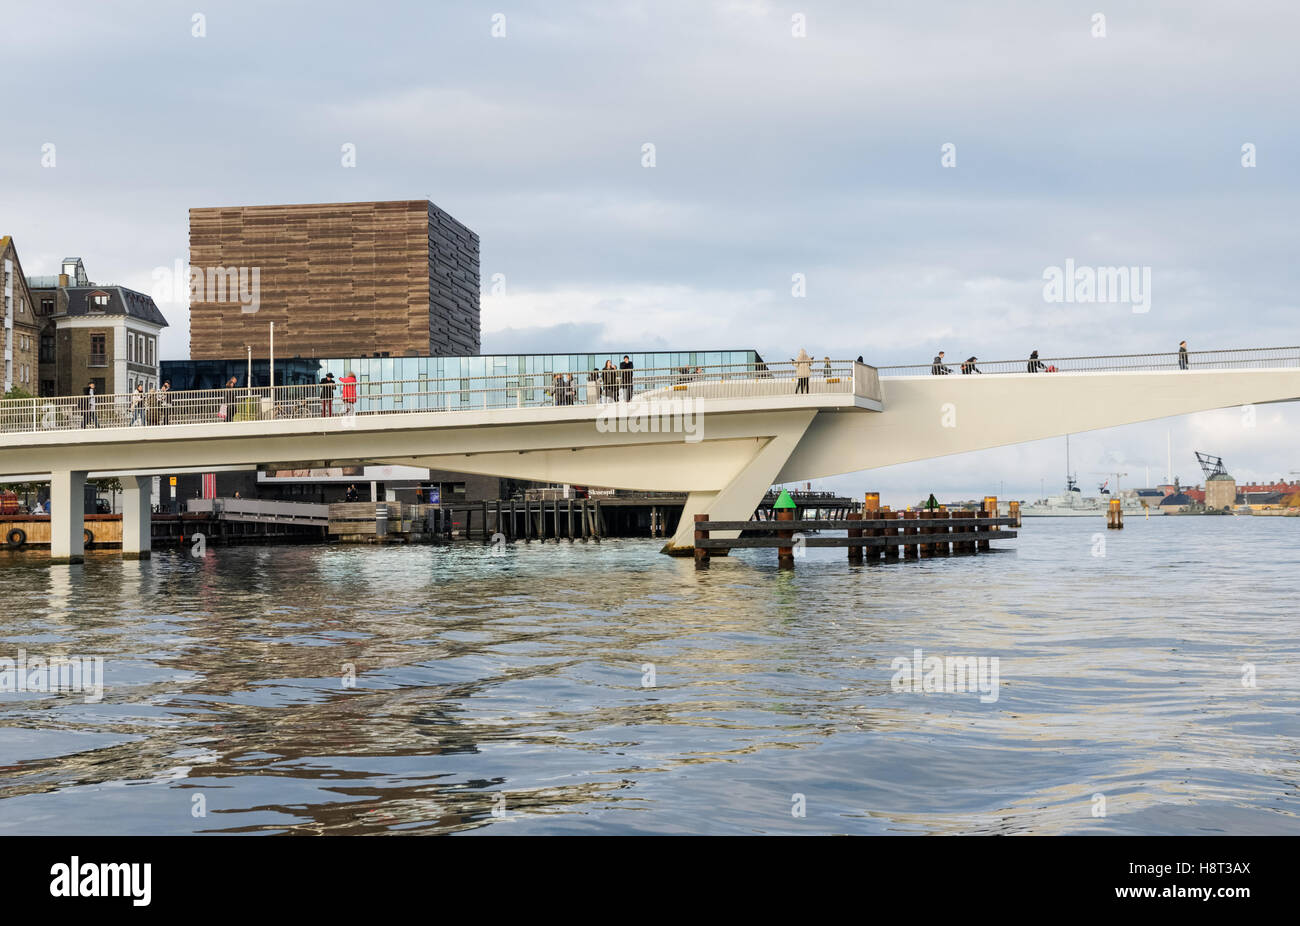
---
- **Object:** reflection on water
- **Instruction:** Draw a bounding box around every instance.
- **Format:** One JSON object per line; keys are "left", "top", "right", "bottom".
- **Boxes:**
{"left": 0, "top": 517, "right": 1297, "bottom": 835}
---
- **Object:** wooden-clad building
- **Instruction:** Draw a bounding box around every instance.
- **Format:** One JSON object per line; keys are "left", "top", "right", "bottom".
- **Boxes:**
{"left": 188, "top": 199, "right": 480, "bottom": 360}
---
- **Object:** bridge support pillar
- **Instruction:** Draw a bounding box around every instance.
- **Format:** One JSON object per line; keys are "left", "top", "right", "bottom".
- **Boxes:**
{"left": 50, "top": 470, "right": 87, "bottom": 564}
{"left": 661, "top": 410, "right": 817, "bottom": 556}
{"left": 121, "top": 475, "right": 152, "bottom": 560}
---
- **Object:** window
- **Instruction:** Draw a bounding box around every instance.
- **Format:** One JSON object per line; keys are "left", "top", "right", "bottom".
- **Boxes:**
{"left": 89, "top": 292, "right": 110, "bottom": 311}
{"left": 128, "top": 333, "right": 135, "bottom": 363}
{"left": 17, "top": 295, "right": 23, "bottom": 315}
{"left": 40, "top": 335, "right": 54, "bottom": 363}
{"left": 40, "top": 299, "right": 54, "bottom": 316}
{"left": 89, "top": 333, "right": 107, "bottom": 367}
{"left": 147, "top": 337, "right": 154, "bottom": 367}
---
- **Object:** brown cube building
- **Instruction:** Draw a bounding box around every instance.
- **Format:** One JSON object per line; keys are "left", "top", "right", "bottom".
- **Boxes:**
{"left": 188, "top": 200, "right": 480, "bottom": 360}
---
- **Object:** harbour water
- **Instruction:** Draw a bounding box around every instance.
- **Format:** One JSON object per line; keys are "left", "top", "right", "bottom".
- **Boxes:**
{"left": 0, "top": 517, "right": 1297, "bottom": 835}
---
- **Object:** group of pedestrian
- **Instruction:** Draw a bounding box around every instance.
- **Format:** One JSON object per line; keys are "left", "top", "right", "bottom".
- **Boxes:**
{"left": 586, "top": 356, "right": 635, "bottom": 404}
{"left": 551, "top": 372, "right": 579, "bottom": 405}
{"left": 82, "top": 379, "right": 173, "bottom": 428}
{"left": 928, "top": 342, "right": 1192, "bottom": 375}
{"left": 318, "top": 371, "right": 359, "bottom": 417}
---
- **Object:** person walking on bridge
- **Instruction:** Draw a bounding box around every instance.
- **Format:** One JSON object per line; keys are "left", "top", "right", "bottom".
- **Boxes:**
{"left": 931, "top": 351, "right": 951, "bottom": 375}
{"left": 81, "top": 381, "right": 98, "bottom": 428}
{"left": 1178, "top": 340, "right": 1189, "bottom": 370}
{"left": 1027, "top": 350, "right": 1045, "bottom": 373}
{"left": 220, "top": 376, "right": 239, "bottom": 422}
{"left": 601, "top": 360, "right": 617, "bottom": 403}
{"left": 794, "top": 348, "right": 812, "bottom": 393}
{"left": 340, "top": 370, "right": 358, "bottom": 414}
{"left": 619, "top": 355, "right": 634, "bottom": 402}
{"left": 319, "top": 372, "right": 336, "bottom": 417}
{"left": 961, "top": 356, "right": 982, "bottom": 374}
{"left": 128, "top": 383, "right": 146, "bottom": 426}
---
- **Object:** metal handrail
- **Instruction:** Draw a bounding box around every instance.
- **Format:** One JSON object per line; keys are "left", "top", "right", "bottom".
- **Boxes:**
{"left": 0, "top": 360, "right": 873, "bottom": 436}
{"left": 877, "top": 345, "right": 1300, "bottom": 377}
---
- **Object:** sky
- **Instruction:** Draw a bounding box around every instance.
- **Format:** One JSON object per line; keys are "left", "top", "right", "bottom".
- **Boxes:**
{"left": 2, "top": 0, "right": 1297, "bottom": 505}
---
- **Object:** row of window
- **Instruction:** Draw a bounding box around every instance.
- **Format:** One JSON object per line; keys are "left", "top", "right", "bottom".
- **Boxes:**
{"left": 5, "top": 360, "right": 32, "bottom": 386}
{"left": 128, "top": 331, "right": 156, "bottom": 366}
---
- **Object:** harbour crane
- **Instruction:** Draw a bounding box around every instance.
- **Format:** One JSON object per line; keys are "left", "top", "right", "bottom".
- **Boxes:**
{"left": 1196, "top": 452, "right": 1229, "bottom": 479}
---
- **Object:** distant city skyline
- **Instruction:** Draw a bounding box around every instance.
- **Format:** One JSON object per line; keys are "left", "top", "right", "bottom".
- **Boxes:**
{"left": 4, "top": 0, "right": 1296, "bottom": 499}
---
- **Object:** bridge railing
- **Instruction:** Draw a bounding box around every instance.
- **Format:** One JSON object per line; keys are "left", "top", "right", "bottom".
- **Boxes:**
{"left": 877, "top": 345, "right": 1300, "bottom": 377}
{"left": 0, "top": 359, "right": 875, "bottom": 436}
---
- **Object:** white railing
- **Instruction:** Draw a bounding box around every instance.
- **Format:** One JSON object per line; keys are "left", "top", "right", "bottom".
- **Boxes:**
{"left": 877, "top": 346, "right": 1300, "bottom": 377}
{"left": 0, "top": 360, "right": 876, "bottom": 436}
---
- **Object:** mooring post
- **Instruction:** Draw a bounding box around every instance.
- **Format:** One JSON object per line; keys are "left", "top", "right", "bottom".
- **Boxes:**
{"left": 776, "top": 506, "right": 795, "bottom": 569}
{"left": 593, "top": 500, "right": 602, "bottom": 541}
{"left": 902, "top": 510, "right": 918, "bottom": 559}
{"left": 694, "top": 512, "right": 710, "bottom": 569}
{"left": 863, "top": 492, "right": 881, "bottom": 563}
{"left": 1009, "top": 499, "right": 1021, "bottom": 528}
{"left": 916, "top": 510, "right": 931, "bottom": 558}
{"left": 935, "top": 506, "right": 950, "bottom": 556}
{"left": 980, "top": 496, "right": 997, "bottom": 551}
{"left": 1107, "top": 497, "right": 1123, "bottom": 529}
{"left": 375, "top": 503, "right": 389, "bottom": 539}
{"left": 882, "top": 508, "right": 899, "bottom": 561}
{"left": 847, "top": 511, "right": 863, "bottom": 564}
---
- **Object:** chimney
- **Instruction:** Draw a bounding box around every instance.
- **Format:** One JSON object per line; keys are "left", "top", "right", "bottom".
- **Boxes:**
{"left": 58, "top": 273, "right": 69, "bottom": 287}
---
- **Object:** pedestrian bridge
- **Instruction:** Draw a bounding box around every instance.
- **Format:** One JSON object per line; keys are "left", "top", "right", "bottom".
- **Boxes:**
{"left": 1, "top": 347, "right": 1298, "bottom": 562}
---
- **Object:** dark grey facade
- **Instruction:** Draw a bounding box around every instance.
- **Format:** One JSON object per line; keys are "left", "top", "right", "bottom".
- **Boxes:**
{"left": 428, "top": 202, "right": 481, "bottom": 356}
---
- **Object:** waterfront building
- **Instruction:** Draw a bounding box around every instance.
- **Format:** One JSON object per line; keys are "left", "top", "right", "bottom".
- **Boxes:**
{"left": 188, "top": 199, "right": 480, "bottom": 361}
{"left": 0, "top": 237, "right": 42, "bottom": 395}
{"left": 1205, "top": 471, "right": 1236, "bottom": 511}
{"left": 27, "top": 258, "right": 169, "bottom": 397}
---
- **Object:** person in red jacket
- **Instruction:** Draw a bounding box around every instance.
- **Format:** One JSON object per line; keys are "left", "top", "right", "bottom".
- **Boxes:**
{"left": 340, "top": 371, "right": 359, "bottom": 415}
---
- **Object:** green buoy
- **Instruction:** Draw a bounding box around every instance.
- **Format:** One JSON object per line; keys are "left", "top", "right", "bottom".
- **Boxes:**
{"left": 773, "top": 489, "right": 797, "bottom": 509}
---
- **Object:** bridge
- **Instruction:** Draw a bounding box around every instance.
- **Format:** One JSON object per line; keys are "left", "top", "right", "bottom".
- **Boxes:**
{"left": 1, "top": 347, "right": 1298, "bottom": 563}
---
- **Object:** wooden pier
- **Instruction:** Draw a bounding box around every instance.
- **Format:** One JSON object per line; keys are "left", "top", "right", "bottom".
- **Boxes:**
{"left": 693, "top": 495, "right": 1018, "bottom": 569}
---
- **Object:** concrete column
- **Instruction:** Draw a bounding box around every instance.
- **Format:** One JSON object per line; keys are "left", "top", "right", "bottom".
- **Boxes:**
{"left": 50, "top": 470, "right": 87, "bottom": 564}
{"left": 662, "top": 410, "right": 818, "bottom": 555}
{"left": 121, "top": 474, "right": 152, "bottom": 560}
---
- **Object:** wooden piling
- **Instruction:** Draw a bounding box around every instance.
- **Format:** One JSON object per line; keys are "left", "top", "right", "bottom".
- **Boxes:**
{"left": 883, "top": 509, "right": 900, "bottom": 560}
{"left": 1009, "top": 500, "right": 1021, "bottom": 528}
{"left": 1107, "top": 497, "right": 1123, "bottom": 529}
{"left": 863, "top": 492, "right": 881, "bottom": 562}
{"left": 902, "top": 510, "right": 920, "bottom": 558}
{"left": 935, "top": 506, "right": 950, "bottom": 556}
{"left": 979, "top": 496, "right": 997, "bottom": 551}
{"left": 694, "top": 513, "right": 710, "bottom": 569}
{"left": 846, "top": 511, "right": 863, "bottom": 564}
